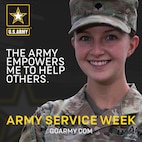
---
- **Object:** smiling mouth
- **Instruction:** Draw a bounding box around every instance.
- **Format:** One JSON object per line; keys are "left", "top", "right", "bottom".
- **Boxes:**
{"left": 89, "top": 60, "right": 110, "bottom": 66}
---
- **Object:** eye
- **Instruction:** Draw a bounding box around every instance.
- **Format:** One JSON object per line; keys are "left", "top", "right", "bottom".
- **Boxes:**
{"left": 79, "top": 35, "right": 91, "bottom": 41}
{"left": 106, "top": 35, "right": 117, "bottom": 41}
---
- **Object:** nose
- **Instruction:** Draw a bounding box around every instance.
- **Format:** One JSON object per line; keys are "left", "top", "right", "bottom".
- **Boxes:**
{"left": 90, "top": 42, "right": 105, "bottom": 57}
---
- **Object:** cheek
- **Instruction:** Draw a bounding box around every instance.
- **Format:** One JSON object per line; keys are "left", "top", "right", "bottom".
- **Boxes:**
{"left": 74, "top": 45, "right": 88, "bottom": 60}
{"left": 111, "top": 43, "right": 129, "bottom": 61}
{"left": 120, "top": 43, "right": 131, "bottom": 58}
{"left": 75, "top": 49, "right": 84, "bottom": 64}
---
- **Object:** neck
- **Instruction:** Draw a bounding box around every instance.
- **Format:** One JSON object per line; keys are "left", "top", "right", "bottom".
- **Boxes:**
{"left": 85, "top": 77, "right": 130, "bottom": 109}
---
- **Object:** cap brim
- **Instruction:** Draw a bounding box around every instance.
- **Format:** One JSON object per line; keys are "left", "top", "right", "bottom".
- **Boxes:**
{"left": 68, "top": 15, "right": 131, "bottom": 34}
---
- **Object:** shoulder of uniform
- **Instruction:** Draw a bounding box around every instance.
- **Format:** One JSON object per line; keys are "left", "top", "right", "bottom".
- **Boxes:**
{"left": 121, "top": 83, "right": 142, "bottom": 115}
{"left": 35, "top": 99, "right": 65, "bottom": 116}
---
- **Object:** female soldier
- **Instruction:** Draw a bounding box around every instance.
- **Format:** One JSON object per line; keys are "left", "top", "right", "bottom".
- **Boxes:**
{"left": 19, "top": 0, "right": 142, "bottom": 141}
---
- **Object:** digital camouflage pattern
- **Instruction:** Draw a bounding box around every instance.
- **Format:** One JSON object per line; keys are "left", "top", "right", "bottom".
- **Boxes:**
{"left": 69, "top": 0, "right": 139, "bottom": 34}
{"left": 19, "top": 83, "right": 142, "bottom": 142}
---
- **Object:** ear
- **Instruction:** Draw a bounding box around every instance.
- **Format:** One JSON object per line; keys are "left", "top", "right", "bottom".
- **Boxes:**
{"left": 127, "top": 35, "right": 139, "bottom": 57}
{"left": 71, "top": 36, "right": 75, "bottom": 49}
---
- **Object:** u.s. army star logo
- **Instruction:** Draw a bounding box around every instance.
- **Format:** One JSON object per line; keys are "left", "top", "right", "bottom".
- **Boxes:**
{"left": 6, "top": 4, "right": 31, "bottom": 36}
{"left": 9, "top": 7, "right": 27, "bottom": 24}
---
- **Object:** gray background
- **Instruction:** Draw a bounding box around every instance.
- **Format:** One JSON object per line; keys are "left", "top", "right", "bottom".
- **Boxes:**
{"left": 0, "top": 0, "right": 142, "bottom": 141}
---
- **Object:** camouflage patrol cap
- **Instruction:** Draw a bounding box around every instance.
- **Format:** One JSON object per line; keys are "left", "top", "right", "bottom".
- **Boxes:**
{"left": 68, "top": 0, "right": 139, "bottom": 34}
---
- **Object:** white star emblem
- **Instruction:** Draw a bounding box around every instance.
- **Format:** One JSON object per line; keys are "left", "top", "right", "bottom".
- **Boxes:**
{"left": 9, "top": 7, "right": 27, "bottom": 24}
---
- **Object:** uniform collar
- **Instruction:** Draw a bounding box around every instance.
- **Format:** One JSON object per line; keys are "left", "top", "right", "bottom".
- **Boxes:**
{"left": 63, "top": 84, "right": 142, "bottom": 116}
{"left": 62, "top": 83, "right": 142, "bottom": 117}
{"left": 61, "top": 83, "right": 142, "bottom": 131}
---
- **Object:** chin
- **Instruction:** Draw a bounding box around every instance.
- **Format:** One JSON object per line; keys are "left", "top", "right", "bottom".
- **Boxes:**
{"left": 88, "top": 73, "right": 113, "bottom": 84}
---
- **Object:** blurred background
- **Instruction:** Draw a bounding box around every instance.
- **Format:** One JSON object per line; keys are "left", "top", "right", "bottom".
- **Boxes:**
{"left": 0, "top": 0, "right": 142, "bottom": 141}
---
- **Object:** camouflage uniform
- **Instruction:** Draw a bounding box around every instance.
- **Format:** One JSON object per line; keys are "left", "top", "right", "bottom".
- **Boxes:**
{"left": 19, "top": 83, "right": 142, "bottom": 142}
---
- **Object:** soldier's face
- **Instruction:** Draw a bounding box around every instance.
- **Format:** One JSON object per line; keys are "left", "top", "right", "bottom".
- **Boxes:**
{"left": 71, "top": 25, "right": 139, "bottom": 84}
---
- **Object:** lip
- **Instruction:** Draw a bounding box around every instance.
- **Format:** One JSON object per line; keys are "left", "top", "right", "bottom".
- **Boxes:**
{"left": 88, "top": 60, "right": 111, "bottom": 68}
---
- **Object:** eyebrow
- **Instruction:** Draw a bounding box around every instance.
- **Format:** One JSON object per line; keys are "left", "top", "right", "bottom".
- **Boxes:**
{"left": 104, "top": 29, "right": 119, "bottom": 33}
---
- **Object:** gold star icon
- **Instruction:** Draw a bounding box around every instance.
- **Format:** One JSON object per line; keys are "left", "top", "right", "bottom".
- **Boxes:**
{"left": 9, "top": 7, "right": 27, "bottom": 24}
